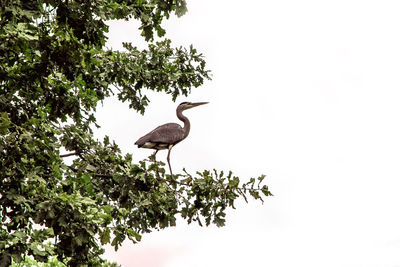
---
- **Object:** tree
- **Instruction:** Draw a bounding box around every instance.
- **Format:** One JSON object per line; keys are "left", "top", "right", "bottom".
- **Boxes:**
{"left": 0, "top": 0, "right": 272, "bottom": 266}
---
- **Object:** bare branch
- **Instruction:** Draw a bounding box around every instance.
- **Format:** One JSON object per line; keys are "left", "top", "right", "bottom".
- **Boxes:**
{"left": 60, "top": 152, "right": 79, "bottom": 158}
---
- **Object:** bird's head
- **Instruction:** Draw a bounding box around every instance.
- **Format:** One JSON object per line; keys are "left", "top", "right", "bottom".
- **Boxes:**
{"left": 178, "top": 101, "right": 208, "bottom": 110}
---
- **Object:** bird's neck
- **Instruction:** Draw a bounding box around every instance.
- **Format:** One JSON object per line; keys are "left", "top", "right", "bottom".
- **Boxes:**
{"left": 177, "top": 109, "right": 190, "bottom": 138}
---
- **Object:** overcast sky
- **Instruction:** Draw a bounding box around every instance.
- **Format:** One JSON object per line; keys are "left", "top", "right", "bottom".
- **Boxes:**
{"left": 96, "top": 1, "right": 400, "bottom": 266}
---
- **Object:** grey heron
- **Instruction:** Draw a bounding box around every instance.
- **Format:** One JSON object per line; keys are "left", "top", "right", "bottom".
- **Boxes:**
{"left": 135, "top": 102, "right": 208, "bottom": 177}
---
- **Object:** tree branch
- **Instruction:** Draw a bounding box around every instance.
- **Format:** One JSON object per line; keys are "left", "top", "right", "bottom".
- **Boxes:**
{"left": 67, "top": 166, "right": 113, "bottom": 178}
{"left": 66, "top": 165, "right": 268, "bottom": 193}
{"left": 60, "top": 152, "right": 79, "bottom": 158}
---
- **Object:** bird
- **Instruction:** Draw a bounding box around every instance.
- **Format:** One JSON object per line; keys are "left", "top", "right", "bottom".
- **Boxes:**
{"left": 135, "top": 101, "right": 208, "bottom": 177}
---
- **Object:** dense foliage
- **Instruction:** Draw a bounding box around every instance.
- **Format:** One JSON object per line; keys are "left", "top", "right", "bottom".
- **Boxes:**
{"left": 0, "top": 0, "right": 272, "bottom": 266}
{"left": 10, "top": 256, "right": 120, "bottom": 267}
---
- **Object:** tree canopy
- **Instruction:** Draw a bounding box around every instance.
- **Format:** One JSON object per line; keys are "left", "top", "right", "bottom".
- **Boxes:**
{"left": 0, "top": 0, "right": 272, "bottom": 266}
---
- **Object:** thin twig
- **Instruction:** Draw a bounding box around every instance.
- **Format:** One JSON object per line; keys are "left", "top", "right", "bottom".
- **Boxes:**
{"left": 67, "top": 166, "right": 113, "bottom": 178}
{"left": 60, "top": 152, "right": 79, "bottom": 158}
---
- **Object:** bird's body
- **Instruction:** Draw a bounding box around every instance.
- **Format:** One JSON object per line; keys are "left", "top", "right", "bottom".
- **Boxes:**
{"left": 135, "top": 123, "right": 187, "bottom": 150}
{"left": 135, "top": 102, "right": 208, "bottom": 177}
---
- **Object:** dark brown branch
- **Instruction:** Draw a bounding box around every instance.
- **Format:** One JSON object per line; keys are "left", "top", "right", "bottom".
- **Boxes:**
{"left": 67, "top": 166, "right": 114, "bottom": 178}
{"left": 60, "top": 152, "right": 79, "bottom": 158}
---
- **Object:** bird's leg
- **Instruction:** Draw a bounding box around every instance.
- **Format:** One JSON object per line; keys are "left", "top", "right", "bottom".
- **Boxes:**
{"left": 167, "top": 145, "right": 173, "bottom": 179}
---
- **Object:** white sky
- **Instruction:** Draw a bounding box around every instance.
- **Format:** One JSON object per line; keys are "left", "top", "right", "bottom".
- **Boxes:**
{"left": 96, "top": 1, "right": 400, "bottom": 266}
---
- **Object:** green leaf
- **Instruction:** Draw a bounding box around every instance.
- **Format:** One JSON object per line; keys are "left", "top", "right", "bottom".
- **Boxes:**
{"left": 175, "top": 0, "right": 188, "bottom": 17}
{"left": 126, "top": 229, "right": 142, "bottom": 242}
{"left": 0, "top": 112, "right": 11, "bottom": 135}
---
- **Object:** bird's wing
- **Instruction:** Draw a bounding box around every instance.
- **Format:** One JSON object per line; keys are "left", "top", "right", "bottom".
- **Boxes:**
{"left": 135, "top": 123, "right": 185, "bottom": 147}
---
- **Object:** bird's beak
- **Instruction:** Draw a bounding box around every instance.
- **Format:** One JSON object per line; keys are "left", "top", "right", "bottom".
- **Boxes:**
{"left": 188, "top": 102, "right": 209, "bottom": 109}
